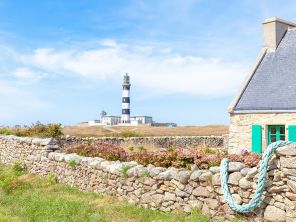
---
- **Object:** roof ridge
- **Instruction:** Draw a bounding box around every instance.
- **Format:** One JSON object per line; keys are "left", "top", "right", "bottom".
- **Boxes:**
{"left": 233, "top": 29, "right": 296, "bottom": 112}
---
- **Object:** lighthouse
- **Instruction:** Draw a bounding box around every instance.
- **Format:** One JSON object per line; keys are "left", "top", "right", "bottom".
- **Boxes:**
{"left": 121, "top": 73, "right": 131, "bottom": 123}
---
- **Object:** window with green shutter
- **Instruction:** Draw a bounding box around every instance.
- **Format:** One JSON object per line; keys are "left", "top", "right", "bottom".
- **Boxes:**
{"left": 268, "top": 125, "right": 285, "bottom": 144}
{"left": 252, "top": 125, "right": 262, "bottom": 154}
{"left": 288, "top": 125, "right": 296, "bottom": 142}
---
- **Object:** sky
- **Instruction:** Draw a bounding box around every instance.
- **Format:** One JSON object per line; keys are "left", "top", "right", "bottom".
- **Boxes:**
{"left": 1, "top": 0, "right": 296, "bottom": 126}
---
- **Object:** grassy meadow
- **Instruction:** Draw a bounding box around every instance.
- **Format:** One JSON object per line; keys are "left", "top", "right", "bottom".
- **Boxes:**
{"left": 0, "top": 163, "right": 246, "bottom": 222}
{"left": 63, "top": 125, "right": 229, "bottom": 137}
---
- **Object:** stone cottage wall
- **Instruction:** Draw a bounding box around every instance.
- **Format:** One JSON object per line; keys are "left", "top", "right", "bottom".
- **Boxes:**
{"left": 60, "top": 135, "right": 224, "bottom": 150}
{"left": 1, "top": 135, "right": 296, "bottom": 221}
{"left": 229, "top": 113, "right": 296, "bottom": 154}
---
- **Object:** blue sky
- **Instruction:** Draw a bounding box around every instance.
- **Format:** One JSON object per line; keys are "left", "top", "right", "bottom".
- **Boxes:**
{"left": 1, "top": 0, "right": 296, "bottom": 126}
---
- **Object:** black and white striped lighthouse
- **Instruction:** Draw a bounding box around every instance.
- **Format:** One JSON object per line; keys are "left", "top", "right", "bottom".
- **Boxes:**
{"left": 121, "top": 73, "right": 131, "bottom": 123}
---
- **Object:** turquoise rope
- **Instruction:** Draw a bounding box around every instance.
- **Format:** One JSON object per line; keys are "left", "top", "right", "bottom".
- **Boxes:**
{"left": 220, "top": 140, "right": 292, "bottom": 213}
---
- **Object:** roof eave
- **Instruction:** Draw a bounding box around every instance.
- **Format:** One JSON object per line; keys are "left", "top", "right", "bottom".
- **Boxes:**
{"left": 233, "top": 110, "right": 296, "bottom": 114}
{"left": 228, "top": 47, "right": 268, "bottom": 114}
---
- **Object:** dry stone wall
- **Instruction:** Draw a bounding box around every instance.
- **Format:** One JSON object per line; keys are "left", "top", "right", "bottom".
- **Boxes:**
{"left": 1, "top": 135, "right": 296, "bottom": 221}
{"left": 60, "top": 135, "right": 224, "bottom": 150}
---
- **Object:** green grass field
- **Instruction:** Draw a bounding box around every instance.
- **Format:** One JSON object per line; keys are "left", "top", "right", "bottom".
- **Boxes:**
{"left": 0, "top": 163, "right": 244, "bottom": 222}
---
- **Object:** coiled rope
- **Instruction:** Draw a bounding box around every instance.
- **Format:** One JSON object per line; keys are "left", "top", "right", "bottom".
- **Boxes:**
{"left": 220, "top": 140, "right": 292, "bottom": 213}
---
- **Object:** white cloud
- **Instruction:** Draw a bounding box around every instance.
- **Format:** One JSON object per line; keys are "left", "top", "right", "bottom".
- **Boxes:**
{"left": 101, "top": 39, "right": 120, "bottom": 48}
{"left": 19, "top": 40, "right": 247, "bottom": 97}
{"left": 13, "top": 67, "right": 46, "bottom": 81}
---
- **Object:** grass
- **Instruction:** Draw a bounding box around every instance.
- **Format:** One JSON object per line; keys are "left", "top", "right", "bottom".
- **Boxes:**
{"left": 139, "top": 169, "right": 150, "bottom": 178}
{"left": 0, "top": 163, "right": 246, "bottom": 222}
{"left": 68, "top": 160, "right": 77, "bottom": 169}
{"left": 120, "top": 164, "right": 133, "bottom": 178}
{"left": 63, "top": 125, "right": 228, "bottom": 137}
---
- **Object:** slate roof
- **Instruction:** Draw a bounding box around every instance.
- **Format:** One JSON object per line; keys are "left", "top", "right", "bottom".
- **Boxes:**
{"left": 234, "top": 29, "right": 296, "bottom": 112}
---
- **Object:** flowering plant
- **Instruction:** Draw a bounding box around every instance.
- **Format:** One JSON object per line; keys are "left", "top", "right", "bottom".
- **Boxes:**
{"left": 65, "top": 142, "right": 262, "bottom": 169}
{"left": 241, "top": 149, "right": 249, "bottom": 155}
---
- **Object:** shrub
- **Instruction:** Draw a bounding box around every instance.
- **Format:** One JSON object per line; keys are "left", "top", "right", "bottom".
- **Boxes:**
{"left": 65, "top": 142, "right": 128, "bottom": 162}
{"left": 65, "top": 142, "right": 261, "bottom": 170}
{"left": 130, "top": 148, "right": 196, "bottom": 168}
{"left": 226, "top": 154, "right": 244, "bottom": 163}
{"left": 0, "top": 128, "right": 12, "bottom": 135}
{"left": 0, "top": 122, "right": 63, "bottom": 138}
{"left": 195, "top": 154, "right": 223, "bottom": 169}
{"left": 243, "top": 153, "right": 261, "bottom": 167}
{"left": 22, "top": 122, "right": 63, "bottom": 138}
{"left": 129, "top": 150, "right": 155, "bottom": 166}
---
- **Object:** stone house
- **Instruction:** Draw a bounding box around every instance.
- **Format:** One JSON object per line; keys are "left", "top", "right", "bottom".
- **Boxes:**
{"left": 228, "top": 17, "right": 296, "bottom": 154}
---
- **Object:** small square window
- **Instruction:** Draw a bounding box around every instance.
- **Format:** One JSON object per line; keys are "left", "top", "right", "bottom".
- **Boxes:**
{"left": 268, "top": 125, "right": 285, "bottom": 144}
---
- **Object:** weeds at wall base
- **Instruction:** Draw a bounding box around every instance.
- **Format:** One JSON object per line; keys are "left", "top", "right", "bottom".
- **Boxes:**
{"left": 120, "top": 165, "right": 133, "bottom": 178}
{"left": 68, "top": 160, "right": 77, "bottom": 169}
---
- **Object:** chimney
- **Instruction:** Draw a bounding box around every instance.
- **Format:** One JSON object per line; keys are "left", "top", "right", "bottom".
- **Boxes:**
{"left": 263, "top": 17, "right": 296, "bottom": 50}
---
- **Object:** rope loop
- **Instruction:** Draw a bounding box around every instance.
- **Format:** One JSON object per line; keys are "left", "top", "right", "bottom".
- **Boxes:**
{"left": 220, "top": 140, "right": 292, "bottom": 213}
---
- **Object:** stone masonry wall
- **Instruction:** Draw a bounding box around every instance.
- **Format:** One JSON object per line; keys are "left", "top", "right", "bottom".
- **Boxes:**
{"left": 60, "top": 135, "right": 225, "bottom": 150}
{"left": 229, "top": 113, "right": 296, "bottom": 154}
{"left": 2, "top": 135, "right": 296, "bottom": 221}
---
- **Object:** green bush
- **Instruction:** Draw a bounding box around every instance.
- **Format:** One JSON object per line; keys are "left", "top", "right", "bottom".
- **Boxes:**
{"left": 0, "top": 128, "right": 12, "bottom": 135}
{"left": 22, "top": 122, "right": 63, "bottom": 138}
{"left": 0, "top": 122, "right": 63, "bottom": 138}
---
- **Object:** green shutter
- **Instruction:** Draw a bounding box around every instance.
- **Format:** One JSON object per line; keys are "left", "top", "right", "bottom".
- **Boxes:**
{"left": 288, "top": 125, "right": 296, "bottom": 142}
{"left": 252, "top": 125, "right": 262, "bottom": 154}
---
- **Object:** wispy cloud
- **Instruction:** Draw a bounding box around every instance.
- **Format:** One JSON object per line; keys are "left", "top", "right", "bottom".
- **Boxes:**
{"left": 18, "top": 40, "right": 247, "bottom": 97}
{"left": 13, "top": 67, "right": 46, "bottom": 81}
